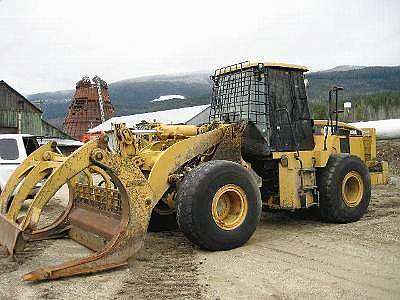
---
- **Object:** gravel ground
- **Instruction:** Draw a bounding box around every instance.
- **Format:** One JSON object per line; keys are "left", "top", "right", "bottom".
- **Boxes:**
{"left": 199, "top": 183, "right": 400, "bottom": 299}
{"left": 377, "top": 140, "right": 400, "bottom": 176}
{"left": 0, "top": 144, "right": 399, "bottom": 299}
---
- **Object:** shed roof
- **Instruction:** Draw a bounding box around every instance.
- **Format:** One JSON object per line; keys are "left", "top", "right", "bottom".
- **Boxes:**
{"left": 0, "top": 80, "right": 42, "bottom": 113}
{"left": 89, "top": 104, "right": 210, "bottom": 133}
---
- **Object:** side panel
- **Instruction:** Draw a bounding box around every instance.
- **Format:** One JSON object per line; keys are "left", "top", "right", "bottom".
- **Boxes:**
{"left": 274, "top": 151, "right": 317, "bottom": 209}
{"left": 349, "top": 136, "right": 365, "bottom": 161}
{"left": 360, "top": 128, "right": 377, "bottom": 161}
{"left": 370, "top": 161, "right": 389, "bottom": 185}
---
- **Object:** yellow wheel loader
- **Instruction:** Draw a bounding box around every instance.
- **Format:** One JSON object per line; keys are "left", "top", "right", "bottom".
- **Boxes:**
{"left": 0, "top": 61, "right": 389, "bottom": 281}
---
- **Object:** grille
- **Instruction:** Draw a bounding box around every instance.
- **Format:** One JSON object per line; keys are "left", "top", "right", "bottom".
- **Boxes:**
{"left": 74, "top": 183, "right": 122, "bottom": 215}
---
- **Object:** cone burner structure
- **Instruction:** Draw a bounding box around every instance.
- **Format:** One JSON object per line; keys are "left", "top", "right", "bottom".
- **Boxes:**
{"left": 63, "top": 76, "right": 114, "bottom": 140}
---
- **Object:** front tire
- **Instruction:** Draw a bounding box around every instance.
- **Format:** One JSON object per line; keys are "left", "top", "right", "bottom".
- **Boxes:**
{"left": 317, "top": 154, "right": 371, "bottom": 223}
{"left": 176, "top": 160, "right": 262, "bottom": 250}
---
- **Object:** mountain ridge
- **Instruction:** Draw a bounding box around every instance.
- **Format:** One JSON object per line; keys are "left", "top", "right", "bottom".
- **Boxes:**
{"left": 26, "top": 65, "right": 400, "bottom": 128}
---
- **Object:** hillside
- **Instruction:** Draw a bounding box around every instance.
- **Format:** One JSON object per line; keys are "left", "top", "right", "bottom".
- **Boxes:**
{"left": 310, "top": 91, "right": 400, "bottom": 122}
{"left": 109, "top": 72, "right": 211, "bottom": 115}
{"left": 307, "top": 66, "right": 400, "bottom": 100}
{"left": 28, "top": 72, "right": 212, "bottom": 127}
{"left": 319, "top": 65, "right": 367, "bottom": 73}
{"left": 27, "top": 66, "right": 400, "bottom": 128}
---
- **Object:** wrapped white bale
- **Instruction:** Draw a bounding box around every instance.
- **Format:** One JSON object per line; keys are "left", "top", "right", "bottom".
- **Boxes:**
{"left": 350, "top": 119, "right": 400, "bottom": 140}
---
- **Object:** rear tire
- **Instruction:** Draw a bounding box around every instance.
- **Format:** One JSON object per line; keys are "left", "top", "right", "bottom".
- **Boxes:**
{"left": 176, "top": 160, "right": 262, "bottom": 250}
{"left": 317, "top": 154, "right": 371, "bottom": 223}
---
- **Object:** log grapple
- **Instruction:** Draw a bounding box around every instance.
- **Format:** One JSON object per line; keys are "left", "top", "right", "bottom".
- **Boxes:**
{"left": 0, "top": 123, "right": 232, "bottom": 281}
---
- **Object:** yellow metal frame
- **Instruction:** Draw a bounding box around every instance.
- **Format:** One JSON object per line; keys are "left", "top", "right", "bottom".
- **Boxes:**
{"left": 0, "top": 116, "right": 389, "bottom": 281}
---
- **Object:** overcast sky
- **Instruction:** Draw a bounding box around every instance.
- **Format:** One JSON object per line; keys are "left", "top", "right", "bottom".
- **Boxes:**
{"left": 0, "top": 0, "right": 399, "bottom": 94}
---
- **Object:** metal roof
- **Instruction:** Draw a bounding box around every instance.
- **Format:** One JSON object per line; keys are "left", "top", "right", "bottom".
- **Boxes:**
{"left": 0, "top": 134, "right": 33, "bottom": 138}
{"left": 89, "top": 104, "right": 210, "bottom": 133}
{"left": 37, "top": 137, "right": 84, "bottom": 147}
{"left": 214, "top": 61, "right": 308, "bottom": 76}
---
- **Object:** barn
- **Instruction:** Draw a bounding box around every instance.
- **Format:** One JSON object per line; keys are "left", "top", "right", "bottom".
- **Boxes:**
{"left": 0, "top": 80, "right": 70, "bottom": 138}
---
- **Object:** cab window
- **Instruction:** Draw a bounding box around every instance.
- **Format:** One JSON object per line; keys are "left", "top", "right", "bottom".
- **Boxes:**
{"left": 0, "top": 139, "right": 19, "bottom": 160}
{"left": 23, "top": 137, "right": 39, "bottom": 156}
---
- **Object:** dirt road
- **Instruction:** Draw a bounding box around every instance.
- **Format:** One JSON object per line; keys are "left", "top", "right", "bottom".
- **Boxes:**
{"left": 1, "top": 140, "right": 400, "bottom": 300}
{"left": 200, "top": 184, "right": 400, "bottom": 299}
{"left": 0, "top": 182, "right": 399, "bottom": 300}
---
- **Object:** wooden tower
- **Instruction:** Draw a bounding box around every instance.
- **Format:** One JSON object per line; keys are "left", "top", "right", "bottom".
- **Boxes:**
{"left": 63, "top": 76, "right": 114, "bottom": 140}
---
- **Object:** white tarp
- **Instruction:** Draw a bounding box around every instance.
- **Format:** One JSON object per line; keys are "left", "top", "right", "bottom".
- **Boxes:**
{"left": 89, "top": 104, "right": 210, "bottom": 133}
{"left": 350, "top": 119, "right": 400, "bottom": 140}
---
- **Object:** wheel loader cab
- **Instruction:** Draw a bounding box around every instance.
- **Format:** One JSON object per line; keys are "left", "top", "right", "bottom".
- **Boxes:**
{"left": 209, "top": 62, "right": 315, "bottom": 157}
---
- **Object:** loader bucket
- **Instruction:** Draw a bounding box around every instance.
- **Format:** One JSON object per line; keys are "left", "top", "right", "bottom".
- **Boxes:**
{"left": 0, "top": 137, "right": 154, "bottom": 281}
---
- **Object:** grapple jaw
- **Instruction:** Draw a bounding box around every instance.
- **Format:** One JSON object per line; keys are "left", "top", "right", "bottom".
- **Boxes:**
{"left": 0, "top": 137, "right": 154, "bottom": 281}
{"left": 0, "top": 122, "right": 230, "bottom": 281}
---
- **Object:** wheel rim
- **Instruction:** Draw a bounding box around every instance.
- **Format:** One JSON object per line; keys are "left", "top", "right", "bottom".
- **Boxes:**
{"left": 211, "top": 184, "right": 248, "bottom": 230}
{"left": 342, "top": 171, "right": 364, "bottom": 207}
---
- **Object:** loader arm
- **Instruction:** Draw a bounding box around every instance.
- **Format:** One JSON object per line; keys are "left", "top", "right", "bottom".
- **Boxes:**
{"left": 146, "top": 126, "right": 226, "bottom": 201}
{"left": 0, "top": 123, "right": 229, "bottom": 281}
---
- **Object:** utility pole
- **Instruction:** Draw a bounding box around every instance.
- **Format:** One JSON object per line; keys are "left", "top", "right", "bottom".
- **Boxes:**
{"left": 93, "top": 76, "right": 106, "bottom": 123}
{"left": 16, "top": 100, "right": 23, "bottom": 134}
{"left": 31, "top": 99, "right": 46, "bottom": 136}
{"left": 31, "top": 99, "right": 45, "bottom": 111}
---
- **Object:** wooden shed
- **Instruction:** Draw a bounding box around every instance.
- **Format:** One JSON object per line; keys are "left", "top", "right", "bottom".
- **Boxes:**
{"left": 0, "top": 80, "right": 71, "bottom": 138}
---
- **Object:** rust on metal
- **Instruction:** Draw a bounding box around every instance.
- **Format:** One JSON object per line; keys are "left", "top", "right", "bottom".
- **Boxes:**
{"left": 63, "top": 76, "right": 114, "bottom": 141}
{"left": 212, "top": 122, "right": 245, "bottom": 163}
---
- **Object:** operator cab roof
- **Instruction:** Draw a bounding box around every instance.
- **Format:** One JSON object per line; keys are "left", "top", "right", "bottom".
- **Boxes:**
{"left": 214, "top": 61, "right": 309, "bottom": 76}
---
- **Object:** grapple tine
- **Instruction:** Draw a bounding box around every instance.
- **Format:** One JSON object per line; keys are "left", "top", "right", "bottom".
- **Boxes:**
{"left": 18, "top": 140, "right": 99, "bottom": 232}
{"left": 0, "top": 214, "right": 24, "bottom": 254}
{"left": 0, "top": 142, "right": 62, "bottom": 254}
{"left": 6, "top": 161, "right": 61, "bottom": 221}
{"left": 0, "top": 142, "right": 57, "bottom": 214}
{"left": 21, "top": 147, "right": 154, "bottom": 281}
{"left": 0, "top": 141, "right": 98, "bottom": 255}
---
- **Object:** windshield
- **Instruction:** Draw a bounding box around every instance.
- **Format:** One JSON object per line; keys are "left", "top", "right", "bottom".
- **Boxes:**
{"left": 210, "top": 67, "right": 268, "bottom": 135}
